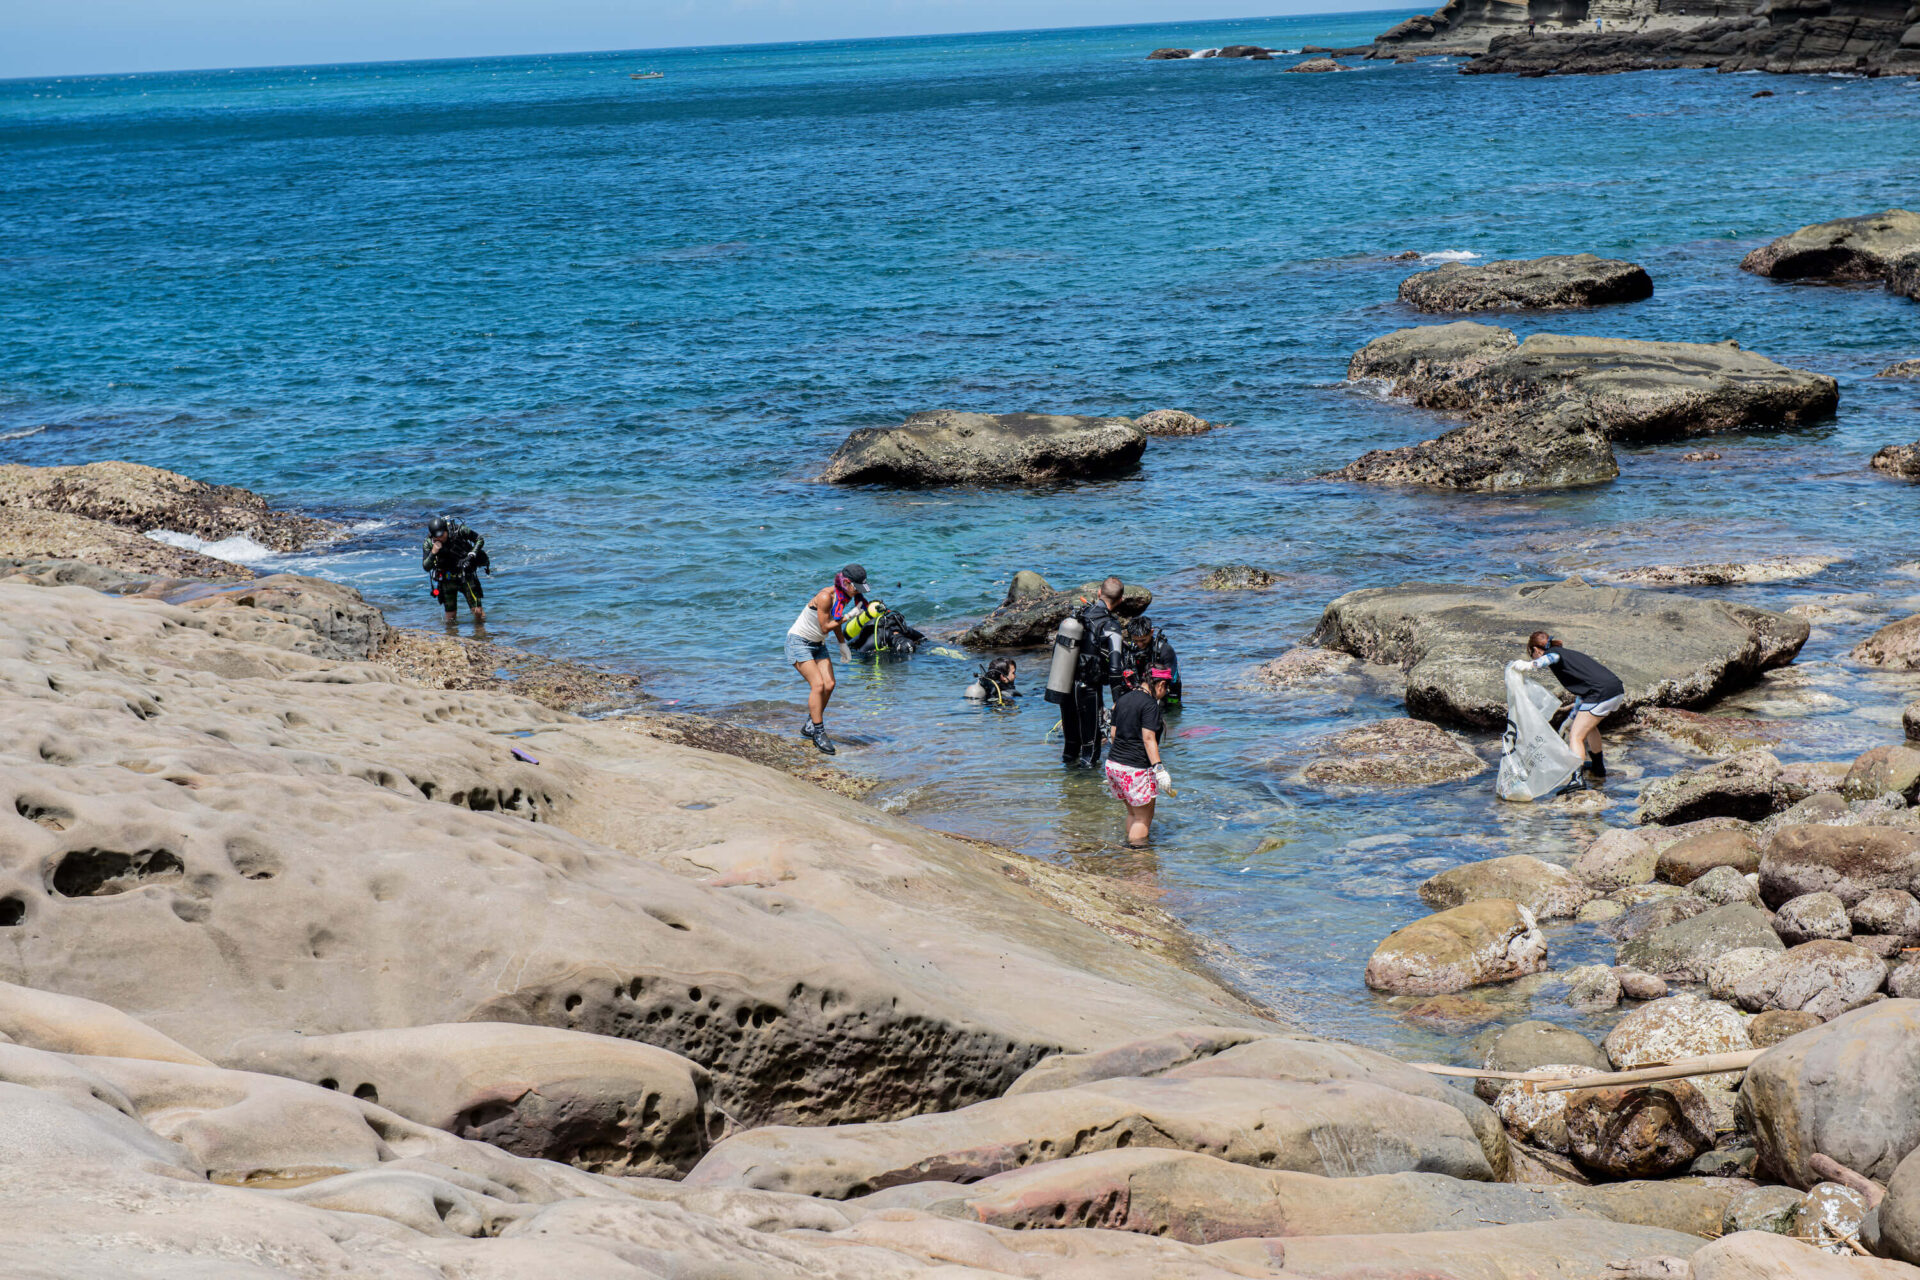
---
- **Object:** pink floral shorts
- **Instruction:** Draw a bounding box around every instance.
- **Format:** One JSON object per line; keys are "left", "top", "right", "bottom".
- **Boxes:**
{"left": 1104, "top": 760, "right": 1158, "bottom": 807}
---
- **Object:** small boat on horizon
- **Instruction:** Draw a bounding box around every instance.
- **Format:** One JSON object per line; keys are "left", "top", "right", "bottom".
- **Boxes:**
{"left": 630, "top": 72, "right": 664, "bottom": 80}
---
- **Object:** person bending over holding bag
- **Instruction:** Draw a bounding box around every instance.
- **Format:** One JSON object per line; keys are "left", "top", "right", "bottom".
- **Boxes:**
{"left": 1104, "top": 667, "right": 1175, "bottom": 846}
{"left": 1511, "top": 631, "right": 1624, "bottom": 780}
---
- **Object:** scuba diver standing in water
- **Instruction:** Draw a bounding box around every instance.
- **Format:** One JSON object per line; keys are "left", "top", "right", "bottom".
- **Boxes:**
{"left": 422, "top": 516, "right": 489, "bottom": 626}
{"left": 1045, "top": 577, "right": 1127, "bottom": 767}
{"left": 1510, "top": 630, "right": 1624, "bottom": 781}
{"left": 786, "top": 564, "right": 868, "bottom": 755}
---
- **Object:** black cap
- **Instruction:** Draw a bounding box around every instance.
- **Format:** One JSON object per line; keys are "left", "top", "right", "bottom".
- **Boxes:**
{"left": 842, "top": 563, "right": 867, "bottom": 585}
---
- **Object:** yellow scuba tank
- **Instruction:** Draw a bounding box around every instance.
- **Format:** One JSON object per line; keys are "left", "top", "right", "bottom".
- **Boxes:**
{"left": 842, "top": 600, "right": 885, "bottom": 645}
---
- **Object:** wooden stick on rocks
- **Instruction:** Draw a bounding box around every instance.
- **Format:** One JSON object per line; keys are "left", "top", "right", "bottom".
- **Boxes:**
{"left": 1809, "top": 1153, "right": 1887, "bottom": 1208}
{"left": 1412, "top": 1050, "right": 1765, "bottom": 1094}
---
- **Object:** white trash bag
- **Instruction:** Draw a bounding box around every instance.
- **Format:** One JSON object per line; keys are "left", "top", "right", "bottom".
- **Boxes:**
{"left": 1496, "top": 663, "right": 1584, "bottom": 802}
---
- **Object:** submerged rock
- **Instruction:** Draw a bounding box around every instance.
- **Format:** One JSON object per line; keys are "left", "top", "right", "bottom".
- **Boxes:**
{"left": 1871, "top": 442, "right": 1920, "bottom": 480}
{"left": 1854, "top": 614, "right": 1920, "bottom": 668}
{"left": 1741, "top": 209, "right": 1920, "bottom": 288}
{"left": 1363, "top": 900, "right": 1547, "bottom": 995}
{"left": 1881, "top": 359, "right": 1920, "bottom": 379}
{"left": 1610, "top": 555, "right": 1840, "bottom": 588}
{"left": 1198, "top": 563, "right": 1276, "bottom": 590}
{"left": 821, "top": 410, "right": 1147, "bottom": 486}
{"left": 1397, "top": 254, "right": 1652, "bottom": 313}
{"left": 1324, "top": 393, "right": 1619, "bottom": 492}
{"left": 1133, "top": 408, "right": 1220, "bottom": 436}
{"left": 1301, "top": 717, "right": 1488, "bottom": 787}
{"left": 1312, "top": 577, "right": 1808, "bottom": 730}
{"left": 1250, "top": 645, "right": 1361, "bottom": 690}
{"left": 958, "top": 572, "right": 1152, "bottom": 647}
{"left": 1286, "top": 56, "right": 1344, "bottom": 71}
{"left": 1346, "top": 321, "right": 1838, "bottom": 443}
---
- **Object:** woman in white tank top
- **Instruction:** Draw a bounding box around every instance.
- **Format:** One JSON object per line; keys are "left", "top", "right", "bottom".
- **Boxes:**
{"left": 785, "top": 563, "right": 867, "bottom": 755}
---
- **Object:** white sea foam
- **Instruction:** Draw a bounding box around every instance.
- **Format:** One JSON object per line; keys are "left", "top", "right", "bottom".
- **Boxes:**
{"left": 1419, "top": 248, "right": 1480, "bottom": 262}
{"left": 145, "top": 529, "right": 283, "bottom": 566}
{"left": 1188, "top": 48, "right": 1219, "bottom": 58}
{"left": 0, "top": 426, "right": 47, "bottom": 442}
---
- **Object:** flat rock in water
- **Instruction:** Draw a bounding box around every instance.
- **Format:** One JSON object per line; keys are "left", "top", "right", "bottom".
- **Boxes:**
{"left": 1739, "top": 998, "right": 1920, "bottom": 1186}
{"left": 1880, "top": 359, "right": 1920, "bottom": 379}
{"left": 1871, "top": 442, "right": 1920, "bottom": 480}
{"left": 1133, "top": 408, "right": 1220, "bottom": 436}
{"left": 1198, "top": 563, "right": 1276, "bottom": 590}
{"left": 958, "top": 571, "right": 1152, "bottom": 647}
{"left": 1250, "top": 645, "right": 1361, "bottom": 690}
{"left": 1300, "top": 717, "right": 1488, "bottom": 787}
{"left": 1363, "top": 899, "right": 1547, "bottom": 995}
{"left": 1636, "top": 707, "right": 1786, "bottom": 759}
{"left": 0, "top": 460, "right": 338, "bottom": 551}
{"left": 1854, "top": 613, "right": 1920, "bottom": 668}
{"left": 1609, "top": 555, "right": 1840, "bottom": 588}
{"left": 1418, "top": 853, "right": 1592, "bottom": 919}
{"left": 1347, "top": 322, "right": 1838, "bottom": 443}
{"left": 820, "top": 410, "right": 1147, "bottom": 486}
{"left": 1740, "top": 209, "right": 1920, "bottom": 284}
{"left": 1286, "top": 57, "right": 1344, "bottom": 71}
{"left": 1311, "top": 577, "right": 1808, "bottom": 730}
{"left": 1324, "top": 392, "right": 1619, "bottom": 492}
{"left": 1398, "top": 254, "right": 1653, "bottom": 312}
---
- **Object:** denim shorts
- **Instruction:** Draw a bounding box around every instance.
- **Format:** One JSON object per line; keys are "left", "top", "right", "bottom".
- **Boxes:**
{"left": 785, "top": 633, "right": 828, "bottom": 665}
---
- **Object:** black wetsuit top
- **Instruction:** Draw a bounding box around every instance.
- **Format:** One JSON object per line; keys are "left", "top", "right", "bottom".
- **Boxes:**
{"left": 1536, "top": 646, "right": 1624, "bottom": 702}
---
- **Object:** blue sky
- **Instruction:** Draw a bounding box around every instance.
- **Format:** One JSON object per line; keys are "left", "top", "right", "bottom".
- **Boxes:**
{"left": 4, "top": 1, "right": 1379, "bottom": 80}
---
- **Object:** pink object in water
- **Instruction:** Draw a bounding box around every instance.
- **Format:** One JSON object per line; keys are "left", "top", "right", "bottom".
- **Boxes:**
{"left": 1176, "top": 726, "right": 1222, "bottom": 739}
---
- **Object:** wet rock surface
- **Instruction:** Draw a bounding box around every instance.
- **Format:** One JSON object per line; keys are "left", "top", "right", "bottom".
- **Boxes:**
{"left": 821, "top": 410, "right": 1148, "bottom": 486}
{"left": 1301, "top": 717, "right": 1489, "bottom": 787}
{"left": 1397, "top": 254, "right": 1653, "bottom": 312}
{"left": 1132, "top": 408, "right": 1220, "bottom": 436}
{"left": 1741, "top": 208, "right": 1920, "bottom": 288}
{"left": 1419, "top": 854, "right": 1592, "bottom": 919}
{"left": 1364, "top": 900, "right": 1548, "bottom": 995}
{"left": 1855, "top": 614, "right": 1920, "bottom": 669}
{"left": 958, "top": 571, "right": 1152, "bottom": 647}
{"left": 1313, "top": 577, "right": 1808, "bottom": 730}
{"left": 1198, "top": 563, "right": 1275, "bottom": 590}
{"left": 0, "top": 460, "right": 339, "bottom": 552}
{"left": 1324, "top": 392, "right": 1619, "bottom": 492}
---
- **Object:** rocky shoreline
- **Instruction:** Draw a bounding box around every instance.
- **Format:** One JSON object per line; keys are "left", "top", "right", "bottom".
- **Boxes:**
{"left": 4, "top": 462, "right": 1920, "bottom": 1275}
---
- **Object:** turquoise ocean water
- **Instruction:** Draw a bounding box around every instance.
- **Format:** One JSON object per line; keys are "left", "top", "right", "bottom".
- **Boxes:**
{"left": 5, "top": 15, "right": 1920, "bottom": 1049}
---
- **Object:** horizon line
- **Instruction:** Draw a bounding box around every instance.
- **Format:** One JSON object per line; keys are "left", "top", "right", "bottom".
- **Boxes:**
{"left": 1, "top": 5, "right": 1407, "bottom": 86}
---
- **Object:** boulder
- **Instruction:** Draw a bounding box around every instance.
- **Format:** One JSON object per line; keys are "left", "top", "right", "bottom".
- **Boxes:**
{"left": 1401, "top": 994, "right": 1503, "bottom": 1031}
{"left": 1134, "top": 409, "right": 1219, "bottom": 437}
{"left": 1311, "top": 578, "right": 1808, "bottom": 730}
{"left": 1363, "top": 900, "right": 1548, "bottom": 995}
{"left": 1576, "top": 820, "right": 1746, "bottom": 890}
{"left": 1347, "top": 322, "right": 1838, "bottom": 443}
{"left": 1739, "top": 999, "right": 1920, "bottom": 1186}
{"left": 1323, "top": 393, "right": 1619, "bottom": 492}
{"left": 1474, "top": 1020, "right": 1609, "bottom": 1102}
{"left": 1638, "top": 751, "right": 1801, "bottom": 826}
{"left": 1614, "top": 968, "right": 1669, "bottom": 1001}
{"left": 820, "top": 411, "right": 1147, "bottom": 486}
{"left": 225, "top": 1023, "right": 722, "bottom": 1177}
{"left": 1748, "top": 1009, "right": 1824, "bottom": 1048}
{"left": 1854, "top": 615, "right": 1920, "bottom": 668}
{"left": 1419, "top": 855, "right": 1591, "bottom": 919}
{"left": 1772, "top": 892, "right": 1852, "bottom": 945}
{"left": 1197, "top": 564, "right": 1274, "bottom": 590}
{"left": 1798, "top": 1177, "right": 1871, "bottom": 1251}
{"left": 958, "top": 573, "right": 1152, "bottom": 647}
{"left": 1397, "top": 254, "right": 1653, "bottom": 312}
{"left": 1881, "top": 359, "right": 1920, "bottom": 379}
{"left": 1760, "top": 824, "right": 1920, "bottom": 907}
{"left": 1852, "top": 888, "right": 1920, "bottom": 939}
{"left": 1740, "top": 209, "right": 1920, "bottom": 285}
{"left": 683, "top": 1072, "right": 1497, "bottom": 1197}
{"left": 1563, "top": 1082, "right": 1716, "bottom": 1178}
{"left": 1707, "top": 946, "right": 1787, "bottom": 1001}
{"left": 1868, "top": 1144, "right": 1920, "bottom": 1265}
{"left": 1603, "top": 893, "right": 1712, "bottom": 945}
{"left": 1657, "top": 828, "right": 1763, "bottom": 885}
{"left": 1286, "top": 56, "right": 1344, "bottom": 71}
{"left": 1692, "top": 1229, "right": 1920, "bottom": 1278}
{"left": 1147, "top": 47, "right": 1194, "bottom": 58}
{"left": 1691, "top": 865, "right": 1764, "bottom": 909}
{"left": 1566, "top": 965, "right": 1622, "bottom": 1011}
{"left": 1894, "top": 958, "right": 1920, "bottom": 1000}
{"left": 1843, "top": 744, "right": 1920, "bottom": 802}
{"left": 1731, "top": 941, "right": 1887, "bottom": 1021}
{"left": 1301, "top": 717, "right": 1488, "bottom": 787}
{"left": 1604, "top": 996, "right": 1753, "bottom": 1085}
{"left": 1494, "top": 1065, "right": 1603, "bottom": 1152}
{"left": 1723, "top": 1186, "right": 1806, "bottom": 1236}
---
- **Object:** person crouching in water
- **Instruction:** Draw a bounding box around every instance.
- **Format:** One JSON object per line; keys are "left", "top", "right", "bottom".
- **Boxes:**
{"left": 786, "top": 564, "right": 867, "bottom": 754}
{"left": 1513, "top": 630, "right": 1624, "bottom": 780}
{"left": 1105, "top": 666, "right": 1174, "bottom": 846}
{"left": 966, "top": 657, "right": 1020, "bottom": 705}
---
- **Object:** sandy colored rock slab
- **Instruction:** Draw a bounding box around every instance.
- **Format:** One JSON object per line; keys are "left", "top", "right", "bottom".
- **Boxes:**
{"left": 1418, "top": 854, "right": 1592, "bottom": 919}
{"left": 1693, "top": 1229, "right": 1920, "bottom": 1279}
{"left": 1347, "top": 322, "right": 1838, "bottom": 443}
{"left": 684, "top": 1073, "right": 1496, "bottom": 1198}
{"left": 1364, "top": 900, "right": 1547, "bottom": 995}
{"left": 227, "top": 1023, "right": 721, "bottom": 1177}
{"left": 1740, "top": 209, "right": 1920, "bottom": 282}
{"left": 0, "top": 460, "right": 337, "bottom": 551}
{"left": 1636, "top": 707, "right": 1788, "bottom": 758}
{"left": 1610, "top": 556, "right": 1840, "bottom": 588}
{"left": 0, "top": 979, "right": 211, "bottom": 1066}
{"left": 821, "top": 411, "right": 1147, "bottom": 486}
{"left": 1301, "top": 717, "right": 1488, "bottom": 787}
{"left": 1003, "top": 1027, "right": 1270, "bottom": 1097}
{"left": 1740, "top": 999, "right": 1920, "bottom": 1186}
{"left": 1398, "top": 254, "right": 1653, "bottom": 312}
{"left": 1215, "top": 1220, "right": 1711, "bottom": 1280}
{"left": 0, "top": 508, "right": 256, "bottom": 580}
{"left": 1312, "top": 577, "right": 1807, "bottom": 729}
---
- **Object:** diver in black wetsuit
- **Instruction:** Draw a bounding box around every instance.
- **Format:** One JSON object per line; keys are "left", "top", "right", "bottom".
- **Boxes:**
{"left": 1062, "top": 577, "right": 1127, "bottom": 766}
{"left": 1512, "top": 630, "right": 1625, "bottom": 779}
{"left": 423, "top": 516, "right": 489, "bottom": 625}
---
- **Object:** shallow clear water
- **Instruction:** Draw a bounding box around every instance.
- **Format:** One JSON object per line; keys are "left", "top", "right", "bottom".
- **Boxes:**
{"left": 6, "top": 16, "right": 1920, "bottom": 1055}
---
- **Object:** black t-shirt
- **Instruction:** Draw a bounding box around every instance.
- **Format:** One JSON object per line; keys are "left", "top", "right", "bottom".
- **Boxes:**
{"left": 1108, "top": 688, "right": 1164, "bottom": 769}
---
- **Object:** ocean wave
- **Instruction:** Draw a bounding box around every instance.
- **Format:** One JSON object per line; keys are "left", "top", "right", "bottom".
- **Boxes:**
{"left": 1419, "top": 249, "right": 1480, "bottom": 263}
{"left": 0, "top": 426, "right": 47, "bottom": 442}
{"left": 145, "top": 529, "right": 284, "bottom": 566}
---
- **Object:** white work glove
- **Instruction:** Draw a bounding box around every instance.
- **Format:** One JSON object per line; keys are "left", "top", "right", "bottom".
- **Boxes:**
{"left": 1507, "top": 660, "right": 1530, "bottom": 672}
{"left": 1153, "top": 764, "right": 1172, "bottom": 791}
